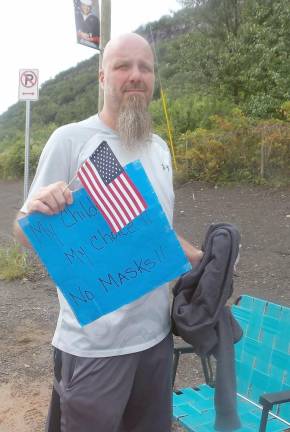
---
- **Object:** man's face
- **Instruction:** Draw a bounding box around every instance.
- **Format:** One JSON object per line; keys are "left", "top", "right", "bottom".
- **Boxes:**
{"left": 80, "top": 3, "right": 91, "bottom": 15}
{"left": 100, "top": 39, "right": 155, "bottom": 113}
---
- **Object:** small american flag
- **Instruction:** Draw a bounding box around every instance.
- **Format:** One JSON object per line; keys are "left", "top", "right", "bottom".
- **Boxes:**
{"left": 77, "top": 141, "right": 147, "bottom": 233}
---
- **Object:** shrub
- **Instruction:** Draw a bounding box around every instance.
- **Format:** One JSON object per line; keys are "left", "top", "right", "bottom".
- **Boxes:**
{"left": 0, "top": 123, "right": 56, "bottom": 179}
{"left": 0, "top": 243, "right": 32, "bottom": 281}
{"left": 175, "top": 109, "right": 290, "bottom": 184}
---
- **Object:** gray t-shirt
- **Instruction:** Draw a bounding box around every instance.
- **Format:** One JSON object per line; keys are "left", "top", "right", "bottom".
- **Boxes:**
{"left": 22, "top": 114, "right": 175, "bottom": 357}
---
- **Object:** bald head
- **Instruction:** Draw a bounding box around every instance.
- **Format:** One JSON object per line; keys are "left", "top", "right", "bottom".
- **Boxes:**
{"left": 102, "top": 33, "right": 154, "bottom": 68}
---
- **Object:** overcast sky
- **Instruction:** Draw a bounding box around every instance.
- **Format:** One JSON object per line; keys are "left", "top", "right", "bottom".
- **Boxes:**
{"left": 0, "top": 0, "right": 181, "bottom": 116}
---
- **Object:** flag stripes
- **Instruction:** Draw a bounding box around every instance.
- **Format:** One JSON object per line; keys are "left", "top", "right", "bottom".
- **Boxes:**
{"left": 84, "top": 161, "right": 127, "bottom": 227}
{"left": 78, "top": 163, "right": 120, "bottom": 232}
{"left": 120, "top": 172, "right": 146, "bottom": 213}
{"left": 108, "top": 181, "right": 133, "bottom": 221}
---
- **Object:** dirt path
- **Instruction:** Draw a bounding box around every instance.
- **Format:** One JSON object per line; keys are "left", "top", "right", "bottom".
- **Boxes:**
{"left": 0, "top": 180, "right": 289, "bottom": 431}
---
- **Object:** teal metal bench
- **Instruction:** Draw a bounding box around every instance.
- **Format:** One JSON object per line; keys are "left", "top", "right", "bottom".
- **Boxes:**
{"left": 173, "top": 295, "right": 290, "bottom": 431}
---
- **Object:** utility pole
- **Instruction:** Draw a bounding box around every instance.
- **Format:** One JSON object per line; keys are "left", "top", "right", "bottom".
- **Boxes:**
{"left": 98, "top": 0, "right": 111, "bottom": 112}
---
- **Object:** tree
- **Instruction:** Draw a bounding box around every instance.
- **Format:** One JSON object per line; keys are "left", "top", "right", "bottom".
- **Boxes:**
{"left": 178, "top": 0, "right": 290, "bottom": 116}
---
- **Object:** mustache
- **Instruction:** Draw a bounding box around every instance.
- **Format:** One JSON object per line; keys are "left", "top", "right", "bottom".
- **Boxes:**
{"left": 122, "top": 83, "right": 147, "bottom": 92}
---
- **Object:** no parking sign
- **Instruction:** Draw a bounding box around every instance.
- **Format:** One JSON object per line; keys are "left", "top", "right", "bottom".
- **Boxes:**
{"left": 18, "top": 69, "right": 39, "bottom": 101}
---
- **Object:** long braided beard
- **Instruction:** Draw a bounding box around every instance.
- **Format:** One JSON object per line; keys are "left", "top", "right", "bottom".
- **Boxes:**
{"left": 117, "top": 94, "right": 152, "bottom": 150}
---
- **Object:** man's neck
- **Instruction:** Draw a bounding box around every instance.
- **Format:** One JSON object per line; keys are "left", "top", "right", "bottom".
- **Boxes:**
{"left": 98, "top": 109, "right": 118, "bottom": 131}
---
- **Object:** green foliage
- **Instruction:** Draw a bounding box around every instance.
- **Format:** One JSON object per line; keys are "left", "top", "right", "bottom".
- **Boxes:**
{"left": 176, "top": 109, "right": 290, "bottom": 184}
{"left": 0, "top": 123, "right": 57, "bottom": 179}
{"left": 0, "top": 243, "right": 32, "bottom": 281}
{"left": 151, "top": 94, "right": 235, "bottom": 139}
{"left": 281, "top": 102, "right": 290, "bottom": 122}
{"left": 176, "top": 0, "right": 290, "bottom": 117}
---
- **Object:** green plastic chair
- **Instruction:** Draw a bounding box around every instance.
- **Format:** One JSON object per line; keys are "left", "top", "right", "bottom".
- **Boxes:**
{"left": 173, "top": 295, "right": 290, "bottom": 431}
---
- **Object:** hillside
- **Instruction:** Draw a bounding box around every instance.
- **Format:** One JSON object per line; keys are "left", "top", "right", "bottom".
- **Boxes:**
{"left": 0, "top": 55, "right": 99, "bottom": 147}
{"left": 0, "top": 7, "right": 194, "bottom": 146}
{"left": 0, "top": 0, "right": 289, "bottom": 184}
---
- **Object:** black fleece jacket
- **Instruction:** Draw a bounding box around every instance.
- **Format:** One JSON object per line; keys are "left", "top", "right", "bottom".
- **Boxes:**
{"left": 172, "top": 223, "right": 243, "bottom": 431}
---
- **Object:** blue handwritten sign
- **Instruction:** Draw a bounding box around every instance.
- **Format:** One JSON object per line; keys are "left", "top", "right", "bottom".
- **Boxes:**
{"left": 19, "top": 161, "right": 191, "bottom": 326}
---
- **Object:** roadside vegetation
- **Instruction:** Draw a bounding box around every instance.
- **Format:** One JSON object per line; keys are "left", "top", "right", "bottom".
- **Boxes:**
{"left": 0, "top": 238, "right": 46, "bottom": 281}
{"left": 0, "top": 0, "right": 289, "bottom": 185}
{"left": 0, "top": 243, "right": 32, "bottom": 281}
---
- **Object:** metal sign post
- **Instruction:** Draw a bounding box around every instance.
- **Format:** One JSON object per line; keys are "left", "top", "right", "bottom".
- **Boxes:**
{"left": 24, "top": 100, "right": 31, "bottom": 200}
{"left": 18, "top": 69, "right": 39, "bottom": 201}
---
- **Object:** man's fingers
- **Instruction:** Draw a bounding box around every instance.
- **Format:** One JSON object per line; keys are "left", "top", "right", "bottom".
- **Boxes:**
{"left": 55, "top": 181, "right": 73, "bottom": 206}
{"left": 27, "top": 200, "right": 54, "bottom": 215}
{"left": 27, "top": 181, "right": 73, "bottom": 216}
{"left": 52, "top": 188, "right": 68, "bottom": 212}
{"left": 35, "top": 190, "right": 63, "bottom": 214}
{"left": 62, "top": 186, "right": 73, "bottom": 205}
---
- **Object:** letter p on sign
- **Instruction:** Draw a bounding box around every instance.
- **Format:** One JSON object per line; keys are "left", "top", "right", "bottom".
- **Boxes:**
{"left": 19, "top": 69, "right": 39, "bottom": 101}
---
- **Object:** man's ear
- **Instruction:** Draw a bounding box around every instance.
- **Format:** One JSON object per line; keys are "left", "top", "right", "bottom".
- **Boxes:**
{"left": 99, "top": 69, "right": 105, "bottom": 89}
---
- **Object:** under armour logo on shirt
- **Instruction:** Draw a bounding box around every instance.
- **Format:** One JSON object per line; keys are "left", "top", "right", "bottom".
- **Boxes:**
{"left": 162, "top": 163, "right": 170, "bottom": 172}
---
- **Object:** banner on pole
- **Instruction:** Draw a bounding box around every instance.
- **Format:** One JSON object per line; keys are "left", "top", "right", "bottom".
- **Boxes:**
{"left": 73, "top": 0, "right": 100, "bottom": 50}
{"left": 19, "top": 161, "right": 191, "bottom": 326}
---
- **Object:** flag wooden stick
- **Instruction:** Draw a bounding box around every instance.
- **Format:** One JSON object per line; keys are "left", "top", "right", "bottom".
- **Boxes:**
{"left": 62, "top": 174, "right": 77, "bottom": 193}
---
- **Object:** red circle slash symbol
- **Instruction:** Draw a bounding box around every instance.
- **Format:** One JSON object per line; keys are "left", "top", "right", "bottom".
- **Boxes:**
{"left": 21, "top": 71, "right": 37, "bottom": 88}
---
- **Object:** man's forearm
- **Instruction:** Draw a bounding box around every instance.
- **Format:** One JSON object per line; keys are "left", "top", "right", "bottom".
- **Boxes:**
{"left": 178, "top": 235, "right": 203, "bottom": 265}
{"left": 13, "top": 212, "right": 32, "bottom": 249}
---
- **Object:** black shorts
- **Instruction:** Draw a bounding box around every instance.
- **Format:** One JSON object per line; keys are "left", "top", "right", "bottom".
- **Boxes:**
{"left": 46, "top": 333, "right": 173, "bottom": 432}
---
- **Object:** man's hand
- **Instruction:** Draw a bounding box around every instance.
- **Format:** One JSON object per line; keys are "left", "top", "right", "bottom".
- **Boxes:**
{"left": 178, "top": 235, "right": 203, "bottom": 266}
{"left": 13, "top": 181, "right": 73, "bottom": 249}
{"left": 27, "top": 181, "right": 73, "bottom": 215}
{"left": 78, "top": 31, "right": 90, "bottom": 40}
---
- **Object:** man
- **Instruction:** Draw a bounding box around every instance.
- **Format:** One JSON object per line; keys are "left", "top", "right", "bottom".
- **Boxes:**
{"left": 75, "top": 0, "right": 100, "bottom": 47}
{"left": 14, "top": 33, "right": 202, "bottom": 432}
